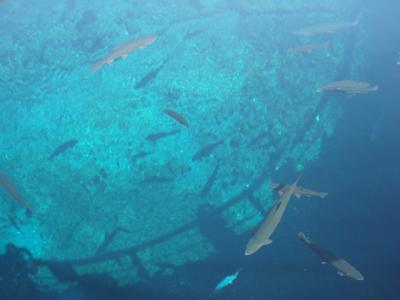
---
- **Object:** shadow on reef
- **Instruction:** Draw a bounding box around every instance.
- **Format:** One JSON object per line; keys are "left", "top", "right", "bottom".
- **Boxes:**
{"left": 0, "top": 161, "right": 276, "bottom": 300}
{"left": 0, "top": 205, "right": 253, "bottom": 300}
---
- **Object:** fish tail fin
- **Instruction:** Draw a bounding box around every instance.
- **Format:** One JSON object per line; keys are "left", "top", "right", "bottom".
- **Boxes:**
{"left": 319, "top": 192, "right": 328, "bottom": 199}
{"left": 353, "top": 13, "right": 363, "bottom": 26}
{"left": 297, "top": 232, "right": 311, "bottom": 244}
{"left": 90, "top": 61, "right": 103, "bottom": 72}
{"left": 371, "top": 85, "right": 379, "bottom": 91}
{"left": 293, "top": 173, "right": 304, "bottom": 186}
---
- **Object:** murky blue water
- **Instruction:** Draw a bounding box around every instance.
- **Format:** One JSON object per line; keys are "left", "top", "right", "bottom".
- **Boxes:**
{"left": 0, "top": 0, "right": 399, "bottom": 299}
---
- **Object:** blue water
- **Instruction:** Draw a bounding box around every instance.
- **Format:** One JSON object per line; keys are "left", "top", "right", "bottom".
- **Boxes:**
{"left": 0, "top": 0, "right": 399, "bottom": 299}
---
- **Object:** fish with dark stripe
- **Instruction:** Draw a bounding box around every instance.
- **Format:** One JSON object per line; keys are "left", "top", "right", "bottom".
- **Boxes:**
{"left": 48, "top": 139, "right": 78, "bottom": 160}
{"left": 192, "top": 141, "right": 223, "bottom": 161}
{"left": 163, "top": 109, "right": 189, "bottom": 127}
{"left": 146, "top": 130, "right": 180, "bottom": 143}
{"left": 298, "top": 232, "right": 364, "bottom": 280}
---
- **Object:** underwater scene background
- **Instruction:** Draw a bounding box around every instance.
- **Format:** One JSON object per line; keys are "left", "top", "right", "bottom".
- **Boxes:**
{"left": 0, "top": 0, "right": 399, "bottom": 299}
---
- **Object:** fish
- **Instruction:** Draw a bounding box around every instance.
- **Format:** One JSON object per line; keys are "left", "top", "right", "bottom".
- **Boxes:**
{"left": 184, "top": 28, "right": 206, "bottom": 40}
{"left": 90, "top": 35, "right": 157, "bottom": 72}
{"left": 48, "top": 139, "right": 78, "bottom": 160}
{"left": 316, "top": 80, "right": 378, "bottom": 94}
{"left": 298, "top": 232, "right": 364, "bottom": 281}
{"left": 201, "top": 164, "right": 219, "bottom": 197}
{"left": 131, "top": 151, "right": 150, "bottom": 163}
{"left": 163, "top": 109, "right": 189, "bottom": 127}
{"left": 134, "top": 59, "right": 167, "bottom": 89}
{"left": 0, "top": 171, "right": 33, "bottom": 217}
{"left": 293, "top": 20, "right": 358, "bottom": 36}
{"left": 214, "top": 268, "right": 241, "bottom": 292}
{"left": 145, "top": 129, "right": 180, "bottom": 143}
{"left": 269, "top": 183, "right": 328, "bottom": 199}
{"left": 192, "top": 141, "right": 223, "bottom": 161}
{"left": 288, "top": 42, "right": 329, "bottom": 54}
{"left": 245, "top": 174, "right": 303, "bottom": 256}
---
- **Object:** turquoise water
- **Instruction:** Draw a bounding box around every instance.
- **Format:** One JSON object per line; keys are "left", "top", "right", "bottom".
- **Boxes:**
{"left": 0, "top": 0, "right": 399, "bottom": 299}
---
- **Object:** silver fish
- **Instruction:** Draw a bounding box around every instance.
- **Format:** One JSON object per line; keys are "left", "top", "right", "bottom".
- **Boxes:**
{"left": 269, "top": 183, "right": 328, "bottom": 199}
{"left": 316, "top": 80, "right": 378, "bottom": 94}
{"left": 288, "top": 42, "right": 329, "bottom": 53}
{"left": 293, "top": 20, "right": 358, "bottom": 36}
{"left": 91, "top": 35, "right": 156, "bottom": 72}
{"left": 298, "top": 232, "right": 364, "bottom": 281}
{"left": 245, "top": 174, "right": 303, "bottom": 255}
{"left": 214, "top": 269, "right": 241, "bottom": 292}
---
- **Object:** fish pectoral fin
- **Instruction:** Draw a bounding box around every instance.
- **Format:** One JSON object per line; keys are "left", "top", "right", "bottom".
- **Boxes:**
{"left": 278, "top": 191, "right": 283, "bottom": 196}
{"left": 122, "top": 54, "right": 128, "bottom": 59}
{"left": 321, "top": 261, "right": 327, "bottom": 265}
{"left": 262, "top": 239, "right": 272, "bottom": 246}
{"left": 337, "top": 271, "right": 345, "bottom": 277}
{"left": 295, "top": 193, "right": 301, "bottom": 199}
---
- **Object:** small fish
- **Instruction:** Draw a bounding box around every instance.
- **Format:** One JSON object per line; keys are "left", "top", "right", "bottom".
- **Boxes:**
{"left": 288, "top": 42, "right": 329, "bottom": 54}
{"left": 298, "top": 232, "right": 364, "bottom": 281}
{"left": 91, "top": 35, "right": 157, "bottom": 72}
{"left": 0, "top": 171, "right": 33, "bottom": 217}
{"left": 201, "top": 164, "right": 219, "bottom": 197}
{"left": 134, "top": 60, "right": 167, "bottom": 89}
{"left": 48, "top": 139, "right": 78, "bottom": 160}
{"left": 316, "top": 80, "right": 378, "bottom": 94}
{"left": 293, "top": 20, "right": 358, "bottom": 36}
{"left": 145, "top": 130, "right": 180, "bottom": 143}
{"left": 184, "top": 28, "right": 206, "bottom": 40}
{"left": 131, "top": 151, "right": 149, "bottom": 163}
{"left": 163, "top": 109, "right": 189, "bottom": 127}
{"left": 214, "top": 269, "right": 241, "bottom": 292}
{"left": 192, "top": 141, "right": 223, "bottom": 161}
{"left": 99, "top": 168, "right": 108, "bottom": 179}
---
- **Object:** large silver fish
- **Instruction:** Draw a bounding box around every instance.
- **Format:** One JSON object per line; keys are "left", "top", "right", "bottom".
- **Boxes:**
{"left": 316, "top": 80, "right": 378, "bottom": 94}
{"left": 269, "top": 183, "right": 328, "bottom": 199}
{"left": 288, "top": 42, "right": 329, "bottom": 54}
{"left": 245, "top": 174, "right": 303, "bottom": 255}
{"left": 91, "top": 35, "right": 156, "bottom": 72}
{"left": 298, "top": 232, "right": 364, "bottom": 281}
{"left": 293, "top": 20, "right": 358, "bottom": 36}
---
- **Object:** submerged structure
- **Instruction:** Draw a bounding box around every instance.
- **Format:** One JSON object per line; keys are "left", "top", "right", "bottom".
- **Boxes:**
{"left": 0, "top": 0, "right": 368, "bottom": 292}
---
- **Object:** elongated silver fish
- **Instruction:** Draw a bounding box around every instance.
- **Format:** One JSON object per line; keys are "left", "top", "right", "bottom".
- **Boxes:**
{"left": 269, "top": 183, "right": 328, "bottom": 199}
{"left": 245, "top": 174, "right": 303, "bottom": 255}
{"left": 91, "top": 35, "right": 156, "bottom": 72}
{"left": 288, "top": 42, "right": 329, "bottom": 54}
{"left": 298, "top": 232, "right": 364, "bottom": 281}
{"left": 316, "top": 80, "right": 378, "bottom": 94}
{"left": 294, "top": 20, "right": 358, "bottom": 36}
